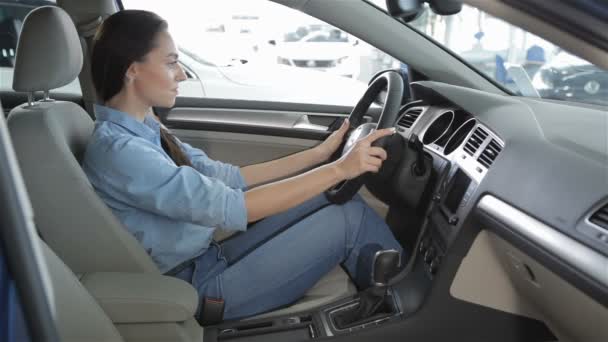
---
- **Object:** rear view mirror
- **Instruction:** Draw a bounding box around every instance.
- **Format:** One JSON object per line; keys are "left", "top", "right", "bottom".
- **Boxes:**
{"left": 386, "top": 0, "right": 424, "bottom": 22}
{"left": 386, "top": 0, "right": 462, "bottom": 22}
{"left": 427, "top": 0, "right": 462, "bottom": 15}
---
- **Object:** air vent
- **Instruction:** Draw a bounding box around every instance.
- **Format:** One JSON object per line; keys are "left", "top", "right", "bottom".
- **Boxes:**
{"left": 478, "top": 139, "right": 502, "bottom": 168}
{"left": 397, "top": 108, "right": 423, "bottom": 129}
{"left": 463, "top": 127, "right": 488, "bottom": 156}
{"left": 590, "top": 204, "right": 608, "bottom": 230}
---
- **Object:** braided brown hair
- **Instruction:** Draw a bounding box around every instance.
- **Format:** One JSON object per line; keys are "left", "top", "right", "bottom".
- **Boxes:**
{"left": 159, "top": 127, "right": 192, "bottom": 167}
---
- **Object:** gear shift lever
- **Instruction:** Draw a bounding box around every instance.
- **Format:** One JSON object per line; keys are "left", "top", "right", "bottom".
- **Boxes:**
{"left": 372, "top": 249, "right": 401, "bottom": 287}
{"left": 333, "top": 250, "right": 401, "bottom": 329}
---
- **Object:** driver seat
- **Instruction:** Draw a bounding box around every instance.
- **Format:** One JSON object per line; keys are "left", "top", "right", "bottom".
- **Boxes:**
{"left": 7, "top": 5, "right": 355, "bottom": 320}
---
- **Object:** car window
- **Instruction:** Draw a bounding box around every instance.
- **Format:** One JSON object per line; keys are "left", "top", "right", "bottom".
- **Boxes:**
{"left": 0, "top": 0, "right": 81, "bottom": 95}
{"left": 370, "top": 1, "right": 608, "bottom": 107}
{"left": 122, "top": 0, "right": 402, "bottom": 107}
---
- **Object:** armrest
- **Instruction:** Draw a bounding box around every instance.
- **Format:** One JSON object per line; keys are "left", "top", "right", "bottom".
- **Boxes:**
{"left": 80, "top": 272, "right": 198, "bottom": 324}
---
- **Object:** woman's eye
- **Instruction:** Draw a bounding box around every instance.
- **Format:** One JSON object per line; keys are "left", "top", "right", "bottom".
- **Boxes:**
{"left": 168, "top": 61, "right": 178, "bottom": 67}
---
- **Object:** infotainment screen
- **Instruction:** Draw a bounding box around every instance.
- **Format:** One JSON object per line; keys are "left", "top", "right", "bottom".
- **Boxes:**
{"left": 444, "top": 168, "right": 472, "bottom": 213}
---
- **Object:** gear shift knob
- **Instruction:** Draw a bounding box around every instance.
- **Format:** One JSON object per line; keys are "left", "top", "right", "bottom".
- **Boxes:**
{"left": 372, "top": 249, "right": 401, "bottom": 286}
{"left": 332, "top": 249, "right": 401, "bottom": 329}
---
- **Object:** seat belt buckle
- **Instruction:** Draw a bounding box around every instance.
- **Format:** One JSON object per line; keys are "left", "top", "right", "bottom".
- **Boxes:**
{"left": 198, "top": 296, "right": 225, "bottom": 326}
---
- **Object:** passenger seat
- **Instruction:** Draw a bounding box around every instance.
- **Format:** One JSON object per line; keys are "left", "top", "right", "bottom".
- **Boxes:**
{"left": 41, "top": 239, "right": 127, "bottom": 342}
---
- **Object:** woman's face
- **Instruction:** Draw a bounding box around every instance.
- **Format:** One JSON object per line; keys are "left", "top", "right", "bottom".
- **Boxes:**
{"left": 130, "top": 30, "right": 187, "bottom": 108}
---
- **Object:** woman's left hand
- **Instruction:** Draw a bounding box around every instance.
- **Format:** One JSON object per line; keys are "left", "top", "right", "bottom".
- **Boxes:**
{"left": 315, "top": 119, "right": 350, "bottom": 161}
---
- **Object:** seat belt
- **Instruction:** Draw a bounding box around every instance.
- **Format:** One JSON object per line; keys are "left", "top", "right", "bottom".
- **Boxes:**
{"left": 76, "top": 16, "right": 103, "bottom": 120}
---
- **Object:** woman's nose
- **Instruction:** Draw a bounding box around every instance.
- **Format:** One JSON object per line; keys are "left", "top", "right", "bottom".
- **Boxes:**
{"left": 176, "top": 63, "right": 187, "bottom": 82}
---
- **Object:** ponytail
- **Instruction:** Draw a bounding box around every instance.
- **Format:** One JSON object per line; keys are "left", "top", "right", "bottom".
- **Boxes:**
{"left": 159, "top": 128, "right": 193, "bottom": 167}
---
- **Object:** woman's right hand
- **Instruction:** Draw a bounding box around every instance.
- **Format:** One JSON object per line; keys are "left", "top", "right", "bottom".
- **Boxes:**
{"left": 333, "top": 127, "right": 396, "bottom": 180}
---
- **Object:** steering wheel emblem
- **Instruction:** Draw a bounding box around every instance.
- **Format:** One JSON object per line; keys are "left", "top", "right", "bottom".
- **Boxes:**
{"left": 343, "top": 123, "right": 378, "bottom": 155}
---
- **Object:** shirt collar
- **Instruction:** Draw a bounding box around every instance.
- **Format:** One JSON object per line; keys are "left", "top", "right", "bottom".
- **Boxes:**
{"left": 94, "top": 104, "right": 161, "bottom": 142}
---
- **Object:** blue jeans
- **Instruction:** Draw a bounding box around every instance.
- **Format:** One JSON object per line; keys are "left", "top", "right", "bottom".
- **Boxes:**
{"left": 173, "top": 194, "right": 403, "bottom": 320}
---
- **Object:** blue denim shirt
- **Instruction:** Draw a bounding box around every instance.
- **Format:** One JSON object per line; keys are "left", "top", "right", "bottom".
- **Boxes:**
{"left": 83, "top": 105, "right": 248, "bottom": 273}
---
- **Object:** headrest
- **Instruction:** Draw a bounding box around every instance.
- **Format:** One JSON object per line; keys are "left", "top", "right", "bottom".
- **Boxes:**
{"left": 12, "top": 6, "right": 83, "bottom": 92}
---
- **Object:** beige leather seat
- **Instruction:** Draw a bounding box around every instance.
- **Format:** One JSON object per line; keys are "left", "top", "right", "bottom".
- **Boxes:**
{"left": 2, "top": 93, "right": 201, "bottom": 341}
{"left": 7, "top": 4, "right": 355, "bottom": 323}
{"left": 40, "top": 236, "right": 205, "bottom": 342}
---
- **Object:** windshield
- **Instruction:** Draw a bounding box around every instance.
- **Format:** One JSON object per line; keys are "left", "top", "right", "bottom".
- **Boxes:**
{"left": 370, "top": 1, "right": 608, "bottom": 107}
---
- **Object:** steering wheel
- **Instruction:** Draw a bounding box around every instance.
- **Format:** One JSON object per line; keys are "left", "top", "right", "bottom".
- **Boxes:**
{"left": 325, "top": 71, "right": 404, "bottom": 204}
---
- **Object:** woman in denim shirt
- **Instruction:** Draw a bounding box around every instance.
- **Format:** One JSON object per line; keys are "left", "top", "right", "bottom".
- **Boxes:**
{"left": 84, "top": 10, "right": 403, "bottom": 321}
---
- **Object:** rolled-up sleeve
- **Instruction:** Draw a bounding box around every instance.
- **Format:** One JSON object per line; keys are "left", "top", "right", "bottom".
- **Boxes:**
{"left": 87, "top": 136, "right": 248, "bottom": 231}
{"left": 177, "top": 140, "right": 247, "bottom": 190}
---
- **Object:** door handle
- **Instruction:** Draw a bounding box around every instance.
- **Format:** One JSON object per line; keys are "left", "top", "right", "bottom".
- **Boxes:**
{"left": 292, "top": 114, "right": 328, "bottom": 131}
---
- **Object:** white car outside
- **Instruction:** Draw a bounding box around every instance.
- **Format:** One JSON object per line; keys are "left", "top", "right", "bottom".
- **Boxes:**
{"left": 273, "top": 30, "right": 360, "bottom": 78}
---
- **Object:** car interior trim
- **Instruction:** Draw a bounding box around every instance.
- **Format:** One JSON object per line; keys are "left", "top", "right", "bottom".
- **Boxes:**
{"left": 478, "top": 195, "right": 608, "bottom": 289}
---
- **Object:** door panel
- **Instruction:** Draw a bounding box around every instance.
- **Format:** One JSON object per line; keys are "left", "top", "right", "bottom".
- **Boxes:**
{"left": 167, "top": 107, "right": 346, "bottom": 136}
{"left": 157, "top": 97, "right": 379, "bottom": 139}
{"left": 173, "top": 129, "right": 318, "bottom": 166}
{"left": 161, "top": 98, "right": 388, "bottom": 218}
{"left": 158, "top": 97, "right": 378, "bottom": 165}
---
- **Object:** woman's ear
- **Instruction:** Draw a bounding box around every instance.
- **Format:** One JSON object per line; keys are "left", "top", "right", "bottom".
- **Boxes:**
{"left": 125, "top": 63, "right": 138, "bottom": 83}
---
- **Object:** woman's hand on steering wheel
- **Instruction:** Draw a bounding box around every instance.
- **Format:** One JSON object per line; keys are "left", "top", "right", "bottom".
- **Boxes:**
{"left": 333, "top": 127, "right": 396, "bottom": 180}
{"left": 315, "top": 119, "right": 351, "bottom": 161}
{"left": 324, "top": 70, "right": 403, "bottom": 204}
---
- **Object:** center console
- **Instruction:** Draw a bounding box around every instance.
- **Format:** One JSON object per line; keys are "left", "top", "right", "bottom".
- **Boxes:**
{"left": 205, "top": 288, "right": 403, "bottom": 341}
{"left": 417, "top": 122, "right": 501, "bottom": 282}
{"left": 206, "top": 251, "right": 404, "bottom": 341}
{"left": 419, "top": 162, "right": 479, "bottom": 279}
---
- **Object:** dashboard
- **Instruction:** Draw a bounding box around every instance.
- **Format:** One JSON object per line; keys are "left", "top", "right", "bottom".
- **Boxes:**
{"left": 392, "top": 102, "right": 505, "bottom": 278}
{"left": 383, "top": 80, "right": 608, "bottom": 303}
